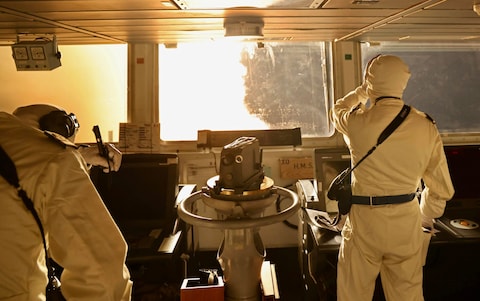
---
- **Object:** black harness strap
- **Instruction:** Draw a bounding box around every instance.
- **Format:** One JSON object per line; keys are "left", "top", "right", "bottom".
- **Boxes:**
{"left": 347, "top": 104, "right": 411, "bottom": 178}
{"left": 0, "top": 146, "right": 58, "bottom": 292}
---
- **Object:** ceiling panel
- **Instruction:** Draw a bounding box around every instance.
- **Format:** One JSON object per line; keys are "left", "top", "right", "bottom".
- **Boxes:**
{"left": 321, "top": 0, "right": 422, "bottom": 9}
{"left": 0, "top": 0, "right": 479, "bottom": 45}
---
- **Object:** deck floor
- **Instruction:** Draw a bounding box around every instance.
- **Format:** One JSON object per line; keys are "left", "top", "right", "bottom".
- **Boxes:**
{"left": 131, "top": 247, "right": 304, "bottom": 301}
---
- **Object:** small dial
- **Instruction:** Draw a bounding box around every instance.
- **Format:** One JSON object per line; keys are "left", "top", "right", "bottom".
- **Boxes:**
{"left": 30, "top": 46, "right": 46, "bottom": 60}
{"left": 13, "top": 47, "right": 28, "bottom": 60}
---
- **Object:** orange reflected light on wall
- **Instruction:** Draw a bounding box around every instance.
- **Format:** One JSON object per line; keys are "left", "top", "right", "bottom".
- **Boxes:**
{"left": 0, "top": 45, "right": 128, "bottom": 143}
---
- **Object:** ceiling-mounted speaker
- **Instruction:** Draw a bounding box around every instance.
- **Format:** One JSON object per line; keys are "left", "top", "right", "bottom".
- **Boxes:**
{"left": 11, "top": 35, "right": 62, "bottom": 71}
{"left": 224, "top": 17, "right": 264, "bottom": 39}
{"left": 474, "top": 3, "right": 480, "bottom": 16}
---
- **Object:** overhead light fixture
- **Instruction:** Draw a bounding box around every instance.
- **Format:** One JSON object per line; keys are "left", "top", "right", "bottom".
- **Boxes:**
{"left": 224, "top": 18, "right": 264, "bottom": 39}
{"left": 351, "top": 0, "right": 379, "bottom": 4}
{"left": 11, "top": 35, "right": 61, "bottom": 71}
{"left": 164, "top": 42, "right": 178, "bottom": 49}
{"left": 474, "top": 3, "right": 480, "bottom": 16}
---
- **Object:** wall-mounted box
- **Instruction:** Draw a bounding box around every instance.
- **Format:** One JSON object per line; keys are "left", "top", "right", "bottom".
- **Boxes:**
{"left": 12, "top": 39, "right": 61, "bottom": 71}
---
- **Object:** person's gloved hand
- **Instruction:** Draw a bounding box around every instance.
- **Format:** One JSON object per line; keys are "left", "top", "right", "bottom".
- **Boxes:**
{"left": 79, "top": 143, "right": 122, "bottom": 172}
{"left": 421, "top": 213, "right": 434, "bottom": 232}
{"left": 355, "top": 82, "right": 369, "bottom": 100}
{"left": 354, "top": 62, "right": 371, "bottom": 102}
{"left": 103, "top": 143, "right": 122, "bottom": 172}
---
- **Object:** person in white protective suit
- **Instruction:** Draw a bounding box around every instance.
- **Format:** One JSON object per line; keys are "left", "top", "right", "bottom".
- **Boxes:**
{"left": 0, "top": 104, "right": 132, "bottom": 301}
{"left": 330, "top": 55, "right": 455, "bottom": 301}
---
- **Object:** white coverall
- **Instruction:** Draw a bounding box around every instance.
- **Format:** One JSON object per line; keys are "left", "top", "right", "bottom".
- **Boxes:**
{"left": 330, "top": 55, "right": 454, "bottom": 301}
{"left": 0, "top": 112, "right": 132, "bottom": 301}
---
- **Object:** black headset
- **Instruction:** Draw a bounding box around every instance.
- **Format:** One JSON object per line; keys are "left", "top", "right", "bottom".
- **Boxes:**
{"left": 38, "top": 110, "right": 80, "bottom": 138}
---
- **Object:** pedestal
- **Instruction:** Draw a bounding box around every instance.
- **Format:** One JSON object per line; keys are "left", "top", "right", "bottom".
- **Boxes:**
{"left": 218, "top": 228, "right": 265, "bottom": 301}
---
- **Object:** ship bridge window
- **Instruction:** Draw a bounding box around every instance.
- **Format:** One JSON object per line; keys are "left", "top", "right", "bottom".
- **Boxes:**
{"left": 159, "top": 41, "right": 333, "bottom": 141}
{"left": 361, "top": 42, "right": 480, "bottom": 134}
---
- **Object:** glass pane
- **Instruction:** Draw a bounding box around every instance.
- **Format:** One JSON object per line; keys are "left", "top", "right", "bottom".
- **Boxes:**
{"left": 159, "top": 41, "right": 332, "bottom": 140}
{"left": 361, "top": 43, "right": 480, "bottom": 133}
{"left": 0, "top": 44, "right": 127, "bottom": 143}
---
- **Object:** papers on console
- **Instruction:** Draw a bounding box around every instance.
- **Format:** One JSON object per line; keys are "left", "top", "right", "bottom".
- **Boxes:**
{"left": 303, "top": 208, "right": 345, "bottom": 232}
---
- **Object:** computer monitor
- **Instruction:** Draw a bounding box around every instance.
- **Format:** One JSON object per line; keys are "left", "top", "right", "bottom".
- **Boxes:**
{"left": 314, "top": 148, "right": 351, "bottom": 213}
{"left": 444, "top": 145, "right": 480, "bottom": 207}
{"left": 90, "top": 153, "right": 179, "bottom": 232}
